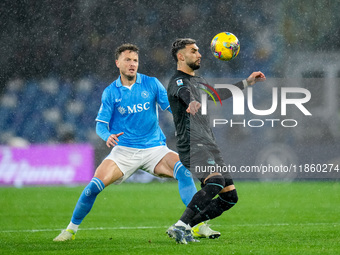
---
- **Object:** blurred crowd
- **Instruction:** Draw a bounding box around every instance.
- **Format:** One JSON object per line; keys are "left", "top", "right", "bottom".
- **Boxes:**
{"left": 1, "top": 0, "right": 339, "bottom": 87}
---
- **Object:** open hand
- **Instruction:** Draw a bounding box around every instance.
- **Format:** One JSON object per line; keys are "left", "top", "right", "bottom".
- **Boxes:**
{"left": 106, "top": 132, "right": 124, "bottom": 148}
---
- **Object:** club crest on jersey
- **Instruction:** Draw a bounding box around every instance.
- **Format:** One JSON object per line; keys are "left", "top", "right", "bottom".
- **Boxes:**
{"left": 176, "top": 79, "right": 183, "bottom": 86}
{"left": 141, "top": 91, "right": 149, "bottom": 98}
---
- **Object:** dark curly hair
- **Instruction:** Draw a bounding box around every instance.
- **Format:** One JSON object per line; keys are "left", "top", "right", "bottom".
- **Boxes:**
{"left": 171, "top": 38, "right": 196, "bottom": 62}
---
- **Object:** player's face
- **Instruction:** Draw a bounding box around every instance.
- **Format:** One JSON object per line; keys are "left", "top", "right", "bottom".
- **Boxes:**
{"left": 183, "top": 44, "right": 201, "bottom": 70}
{"left": 116, "top": 50, "right": 139, "bottom": 81}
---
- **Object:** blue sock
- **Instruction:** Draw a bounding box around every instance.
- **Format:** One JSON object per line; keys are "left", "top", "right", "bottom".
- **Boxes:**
{"left": 174, "top": 161, "right": 197, "bottom": 206}
{"left": 71, "top": 177, "right": 105, "bottom": 225}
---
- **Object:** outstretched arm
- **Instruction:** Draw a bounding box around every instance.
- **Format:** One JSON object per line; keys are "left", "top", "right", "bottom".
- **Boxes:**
{"left": 214, "top": 71, "right": 266, "bottom": 100}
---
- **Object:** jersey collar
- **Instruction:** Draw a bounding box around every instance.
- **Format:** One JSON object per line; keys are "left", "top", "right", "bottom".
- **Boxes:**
{"left": 176, "top": 70, "right": 195, "bottom": 77}
{"left": 115, "top": 73, "right": 141, "bottom": 87}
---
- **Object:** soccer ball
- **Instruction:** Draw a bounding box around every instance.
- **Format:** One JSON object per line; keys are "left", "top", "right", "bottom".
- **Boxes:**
{"left": 210, "top": 32, "right": 240, "bottom": 61}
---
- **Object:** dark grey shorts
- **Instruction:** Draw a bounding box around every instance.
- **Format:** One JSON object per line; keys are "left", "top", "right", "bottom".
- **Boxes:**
{"left": 180, "top": 143, "right": 234, "bottom": 186}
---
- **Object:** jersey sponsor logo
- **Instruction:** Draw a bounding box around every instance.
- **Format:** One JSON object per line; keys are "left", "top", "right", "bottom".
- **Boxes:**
{"left": 141, "top": 91, "right": 149, "bottom": 98}
{"left": 127, "top": 102, "right": 150, "bottom": 114}
{"left": 176, "top": 79, "right": 184, "bottom": 86}
{"left": 117, "top": 102, "right": 151, "bottom": 115}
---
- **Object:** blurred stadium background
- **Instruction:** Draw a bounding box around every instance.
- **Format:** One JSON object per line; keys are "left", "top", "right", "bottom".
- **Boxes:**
{"left": 1, "top": 0, "right": 340, "bottom": 184}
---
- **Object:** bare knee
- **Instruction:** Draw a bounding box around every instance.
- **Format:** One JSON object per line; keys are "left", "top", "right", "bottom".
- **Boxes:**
{"left": 94, "top": 159, "right": 123, "bottom": 186}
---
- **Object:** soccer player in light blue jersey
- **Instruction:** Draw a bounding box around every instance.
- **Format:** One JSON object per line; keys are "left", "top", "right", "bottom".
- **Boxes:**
{"left": 53, "top": 43, "right": 216, "bottom": 242}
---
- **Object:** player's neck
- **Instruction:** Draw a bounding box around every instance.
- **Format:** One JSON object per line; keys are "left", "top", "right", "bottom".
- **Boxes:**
{"left": 120, "top": 74, "right": 136, "bottom": 86}
{"left": 177, "top": 68, "right": 195, "bottom": 76}
{"left": 177, "top": 64, "right": 195, "bottom": 76}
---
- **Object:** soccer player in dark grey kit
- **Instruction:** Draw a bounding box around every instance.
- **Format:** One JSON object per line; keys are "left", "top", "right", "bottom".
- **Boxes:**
{"left": 166, "top": 38, "right": 266, "bottom": 244}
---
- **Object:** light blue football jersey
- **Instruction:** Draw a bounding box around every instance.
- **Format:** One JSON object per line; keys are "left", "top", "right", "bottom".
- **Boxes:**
{"left": 96, "top": 73, "right": 170, "bottom": 149}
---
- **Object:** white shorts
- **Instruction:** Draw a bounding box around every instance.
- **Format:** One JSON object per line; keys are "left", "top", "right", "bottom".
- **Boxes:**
{"left": 105, "top": 145, "right": 176, "bottom": 184}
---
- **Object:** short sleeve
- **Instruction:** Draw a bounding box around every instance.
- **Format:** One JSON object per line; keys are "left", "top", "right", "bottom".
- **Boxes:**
{"left": 154, "top": 78, "right": 170, "bottom": 111}
{"left": 175, "top": 78, "right": 194, "bottom": 99}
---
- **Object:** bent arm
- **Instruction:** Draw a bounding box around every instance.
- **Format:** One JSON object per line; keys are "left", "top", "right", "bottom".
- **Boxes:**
{"left": 212, "top": 71, "right": 266, "bottom": 101}
{"left": 178, "top": 87, "right": 194, "bottom": 107}
{"left": 177, "top": 87, "right": 201, "bottom": 115}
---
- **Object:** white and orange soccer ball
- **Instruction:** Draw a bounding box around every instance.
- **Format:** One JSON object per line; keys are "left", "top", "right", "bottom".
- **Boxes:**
{"left": 210, "top": 32, "right": 240, "bottom": 61}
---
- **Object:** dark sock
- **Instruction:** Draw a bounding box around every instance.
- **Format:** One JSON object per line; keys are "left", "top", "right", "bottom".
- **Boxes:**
{"left": 179, "top": 176, "right": 224, "bottom": 225}
{"left": 189, "top": 189, "right": 238, "bottom": 226}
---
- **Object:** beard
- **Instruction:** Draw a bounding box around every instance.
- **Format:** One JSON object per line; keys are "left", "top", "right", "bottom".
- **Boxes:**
{"left": 188, "top": 61, "right": 200, "bottom": 70}
{"left": 126, "top": 75, "right": 135, "bottom": 81}
{"left": 122, "top": 72, "right": 136, "bottom": 81}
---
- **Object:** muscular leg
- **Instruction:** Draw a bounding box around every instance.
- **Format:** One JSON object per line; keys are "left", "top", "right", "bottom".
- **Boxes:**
{"left": 154, "top": 151, "right": 178, "bottom": 177}
{"left": 94, "top": 159, "right": 124, "bottom": 186}
{"left": 67, "top": 159, "right": 123, "bottom": 232}
{"left": 154, "top": 152, "right": 197, "bottom": 206}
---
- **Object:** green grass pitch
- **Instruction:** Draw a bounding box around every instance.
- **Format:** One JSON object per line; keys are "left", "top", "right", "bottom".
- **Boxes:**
{"left": 0, "top": 181, "right": 339, "bottom": 254}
